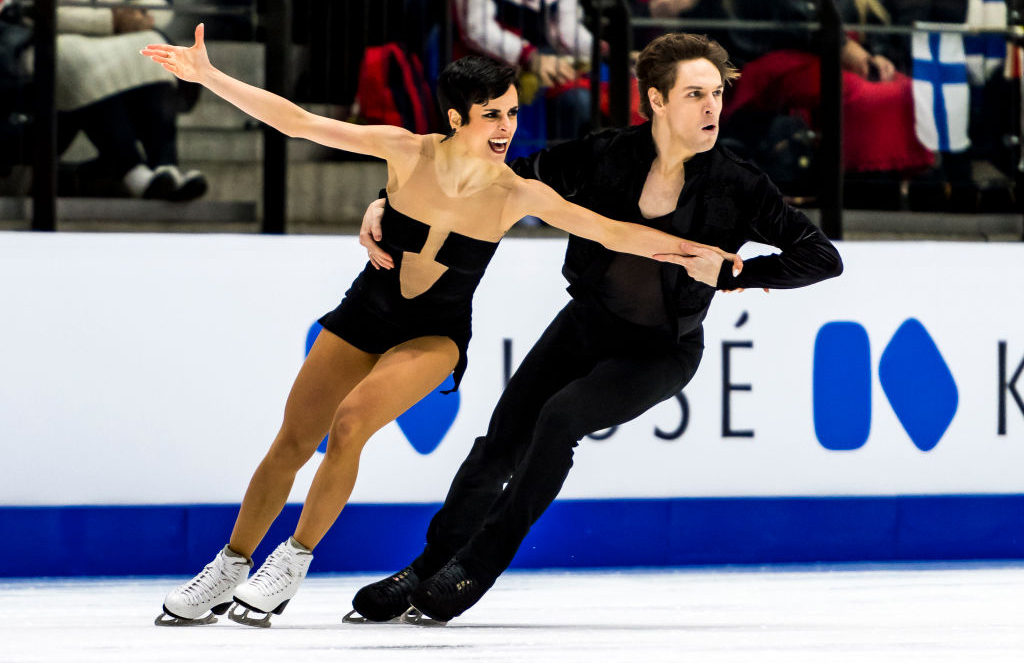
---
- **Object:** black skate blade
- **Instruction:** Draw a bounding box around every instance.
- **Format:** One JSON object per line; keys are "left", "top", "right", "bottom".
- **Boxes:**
{"left": 154, "top": 611, "right": 218, "bottom": 627}
{"left": 342, "top": 609, "right": 404, "bottom": 624}
{"left": 401, "top": 606, "right": 448, "bottom": 627}
{"left": 227, "top": 602, "right": 273, "bottom": 628}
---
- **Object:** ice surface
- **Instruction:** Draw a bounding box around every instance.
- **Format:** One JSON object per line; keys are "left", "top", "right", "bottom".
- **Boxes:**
{"left": 1, "top": 564, "right": 1022, "bottom": 662}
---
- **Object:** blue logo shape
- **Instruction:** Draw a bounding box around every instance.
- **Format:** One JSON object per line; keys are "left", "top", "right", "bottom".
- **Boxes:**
{"left": 305, "top": 322, "right": 457, "bottom": 455}
{"left": 878, "top": 318, "right": 958, "bottom": 451}
{"left": 813, "top": 322, "right": 872, "bottom": 451}
{"left": 396, "top": 376, "right": 459, "bottom": 455}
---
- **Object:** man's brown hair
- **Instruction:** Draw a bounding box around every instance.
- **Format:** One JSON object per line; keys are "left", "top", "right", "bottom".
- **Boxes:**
{"left": 635, "top": 33, "right": 740, "bottom": 119}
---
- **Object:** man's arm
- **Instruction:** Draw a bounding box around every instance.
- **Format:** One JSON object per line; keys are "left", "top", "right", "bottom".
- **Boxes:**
{"left": 716, "top": 173, "right": 843, "bottom": 291}
{"left": 509, "top": 134, "right": 598, "bottom": 198}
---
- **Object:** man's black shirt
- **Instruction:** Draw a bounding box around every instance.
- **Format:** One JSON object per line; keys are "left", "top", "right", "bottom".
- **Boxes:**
{"left": 510, "top": 122, "right": 843, "bottom": 340}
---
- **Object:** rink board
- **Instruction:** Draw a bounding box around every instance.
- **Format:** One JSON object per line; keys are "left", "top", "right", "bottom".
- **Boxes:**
{"left": 1, "top": 232, "right": 1022, "bottom": 576}
{"left": 1, "top": 496, "right": 1023, "bottom": 577}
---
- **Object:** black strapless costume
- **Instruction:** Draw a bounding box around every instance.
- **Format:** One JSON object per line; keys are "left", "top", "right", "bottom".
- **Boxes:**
{"left": 318, "top": 197, "right": 500, "bottom": 392}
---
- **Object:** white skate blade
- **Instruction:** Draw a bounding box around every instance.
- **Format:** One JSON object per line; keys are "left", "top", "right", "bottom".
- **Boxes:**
{"left": 342, "top": 609, "right": 404, "bottom": 624}
{"left": 400, "top": 606, "right": 447, "bottom": 627}
{"left": 154, "top": 611, "right": 218, "bottom": 626}
{"left": 227, "top": 603, "right": 274, "bottom": 628}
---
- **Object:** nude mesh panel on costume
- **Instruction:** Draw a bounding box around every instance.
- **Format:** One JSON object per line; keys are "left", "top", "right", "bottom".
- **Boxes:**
{"left": 387, "top": 137, "right": 513, "bottom": 299}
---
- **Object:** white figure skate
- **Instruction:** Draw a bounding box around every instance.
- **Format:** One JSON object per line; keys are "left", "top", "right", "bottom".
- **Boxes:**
{"left": 155, "top": 546, "right": 252, "bottom": 626}
{"left": 229, "top": 538, "right": 313, "bottom": 627}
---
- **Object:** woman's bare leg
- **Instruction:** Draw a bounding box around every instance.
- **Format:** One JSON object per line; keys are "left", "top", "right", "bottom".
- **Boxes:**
{"left": 292, "top": 335, "right": 459, "bottom": 550}
{"left": 228, "top": 330, "right": 379, "bottom": 558}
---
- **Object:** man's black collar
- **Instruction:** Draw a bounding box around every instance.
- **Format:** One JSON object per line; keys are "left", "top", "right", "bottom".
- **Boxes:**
{"left": 627, "top": 122, "right": 712, "bottom": 175}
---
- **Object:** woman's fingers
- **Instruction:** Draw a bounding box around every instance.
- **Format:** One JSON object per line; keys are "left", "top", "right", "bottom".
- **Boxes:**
{"left": 730, "top": 254, "right": 743, "bottom": 277}
{"left": 359, "top": 235, "right": 394, "bottom": 270}
{"left": 369, "top": 253, "right": 393, "bottom": 270}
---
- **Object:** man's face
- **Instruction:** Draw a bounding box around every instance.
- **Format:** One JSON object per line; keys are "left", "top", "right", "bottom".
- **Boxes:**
{"left": 653, "top": 58, "right": 724, "bottom": 153}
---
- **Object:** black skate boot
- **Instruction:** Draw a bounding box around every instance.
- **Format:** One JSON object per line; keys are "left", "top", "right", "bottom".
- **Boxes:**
{"left": 405, "top": 559, "right": 493, "bottom": 625}
{"left": 344, "top": 566, "right": 421, "bottom": 623}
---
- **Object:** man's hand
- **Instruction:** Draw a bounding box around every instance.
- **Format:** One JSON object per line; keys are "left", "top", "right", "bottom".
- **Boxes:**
{"left": 654, "top": 240, "right": 741, "bottom": 287}
{"left": 359, "top": 198, "right": 393, "bottom": 270}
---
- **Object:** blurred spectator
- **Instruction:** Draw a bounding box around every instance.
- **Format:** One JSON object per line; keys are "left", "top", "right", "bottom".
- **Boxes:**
{"left": 0, "top": 0, "right": 32, "bottom": 176}
{"left": 11, "top": 0, "right": 206, "bottom": 199}
{"left": 453, "top": 0, "right": 600, "bottom": 141}
{"left": 630, "top": 0, "right": 724, "bottom": 55}
{"left": 648, "top": 0, "right": 703, "bottom": 17}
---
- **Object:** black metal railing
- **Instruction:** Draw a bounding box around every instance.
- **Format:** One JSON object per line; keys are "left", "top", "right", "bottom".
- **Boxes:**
{"left": 13, "top": 0, "right": 1024, "bottom": 238}
{"left": 30, "top": 0, "right": 56, "bottom": 231}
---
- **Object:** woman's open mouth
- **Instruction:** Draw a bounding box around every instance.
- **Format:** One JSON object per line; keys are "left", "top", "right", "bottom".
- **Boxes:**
{"left": 488, "top": 138, "right": 509, "bottom": 154}
{"left": 702, "top": 124, "right": 717, "bottom": 133}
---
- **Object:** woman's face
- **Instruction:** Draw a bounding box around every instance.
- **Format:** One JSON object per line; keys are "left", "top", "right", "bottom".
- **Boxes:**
{"left": 455, "top": 84, "right": 519, "bottom": 161}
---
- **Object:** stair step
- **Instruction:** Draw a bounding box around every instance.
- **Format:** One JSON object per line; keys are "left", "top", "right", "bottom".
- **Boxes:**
{"left": 175, "top": 160, "right": 386, "bottom": 224}
{"left": 0, "top": 196, "right": 255, "bottom": 223}
{"left": 177, "top": 131, "right": 367, "bottom": 163}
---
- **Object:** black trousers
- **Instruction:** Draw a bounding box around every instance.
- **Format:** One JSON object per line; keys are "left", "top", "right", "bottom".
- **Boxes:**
{"left": 412, "top": 299, "right": 703, "bottom": 582}
{"left": 59, "top": 82, "right": 179, "bottom": 176}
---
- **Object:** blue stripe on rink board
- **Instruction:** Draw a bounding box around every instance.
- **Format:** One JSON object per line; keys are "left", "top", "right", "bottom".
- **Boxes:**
{"left": 1, "top": 496, "right": 1022, "bottom": 577}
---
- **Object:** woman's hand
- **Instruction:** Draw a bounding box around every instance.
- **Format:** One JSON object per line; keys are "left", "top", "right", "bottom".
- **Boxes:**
{"left": 654, "top": 240, "right": 742, "bottom": 287}
{"left": 140, "top": 24, "right": 212, "bottom": 84}
{"left": 359, "top": 198, "right": 394, "bottom": 270}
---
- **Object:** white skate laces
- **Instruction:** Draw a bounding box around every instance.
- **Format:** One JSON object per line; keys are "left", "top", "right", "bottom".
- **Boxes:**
{"left": 229, "top": 538, "right": 313, "bottom": 627}
{"left": 156, "top": 546, "right": 252, "bottom": 626}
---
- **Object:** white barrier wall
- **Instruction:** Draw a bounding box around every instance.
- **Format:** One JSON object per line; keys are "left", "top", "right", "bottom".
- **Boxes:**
{"left": 1, "top": 233, "right": 1022, "bottom": 506}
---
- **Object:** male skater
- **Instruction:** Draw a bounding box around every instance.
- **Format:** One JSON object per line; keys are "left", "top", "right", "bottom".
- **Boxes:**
{"left": 350, "top": 33, "right": 842, "bottom": 624}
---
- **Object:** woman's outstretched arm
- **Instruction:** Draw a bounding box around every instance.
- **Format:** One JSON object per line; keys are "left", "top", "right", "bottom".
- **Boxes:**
{"left": 141, "top": 24, "right": 415, "bottom": 160}
{"left": 511, "top": 178, "right": 741, "bottom": 286}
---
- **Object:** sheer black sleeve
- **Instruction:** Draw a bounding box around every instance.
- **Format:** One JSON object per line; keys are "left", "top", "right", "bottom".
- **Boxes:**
{"left": 717, "top": 173, "right": 843, "bottom": 290}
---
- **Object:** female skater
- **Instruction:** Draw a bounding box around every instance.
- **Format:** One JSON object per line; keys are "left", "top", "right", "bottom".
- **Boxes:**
{"left": 142, "top": 25, "right": 740, "bottom": 627}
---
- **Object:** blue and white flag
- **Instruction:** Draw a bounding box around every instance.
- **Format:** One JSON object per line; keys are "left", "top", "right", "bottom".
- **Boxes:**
{"left": 912, "top": 32, "right": 970, "bottom": 153}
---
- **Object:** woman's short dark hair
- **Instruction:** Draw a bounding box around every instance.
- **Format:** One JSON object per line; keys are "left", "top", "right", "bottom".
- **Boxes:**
{"left": 636, "top": 33, "right": 740, "bottom": 119}
{"left": 437, "top": 56, "right": 518, "bottom": 129}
